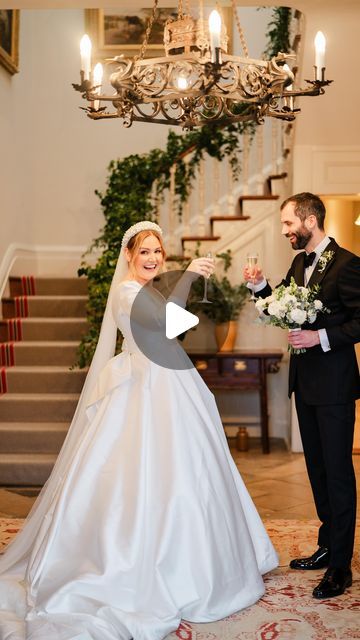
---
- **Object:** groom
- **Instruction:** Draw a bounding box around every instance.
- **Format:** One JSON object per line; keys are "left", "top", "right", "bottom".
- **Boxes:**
{"left": 244, "top": 192, "right": 360, "bottom": 598}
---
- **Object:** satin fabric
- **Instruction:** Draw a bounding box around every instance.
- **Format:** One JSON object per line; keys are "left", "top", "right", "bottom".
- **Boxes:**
{"left": 0, "top": 281, "right": 278, "bottom": 640}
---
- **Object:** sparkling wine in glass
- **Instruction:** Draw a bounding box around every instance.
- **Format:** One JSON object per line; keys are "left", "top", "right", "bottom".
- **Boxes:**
{"left": 200, "top": 251, "right": 213, "bottom": 304}
{"left": 247, "top": 253, "right": 259, "bottom": 301}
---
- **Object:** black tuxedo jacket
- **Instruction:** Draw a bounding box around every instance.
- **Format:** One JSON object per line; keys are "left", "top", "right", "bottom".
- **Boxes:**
{"left": 260, "top": 238, "right": 360, "bottom": 404}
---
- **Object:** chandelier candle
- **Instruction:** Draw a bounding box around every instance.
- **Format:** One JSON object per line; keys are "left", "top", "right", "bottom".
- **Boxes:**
{"left": 93, "top": 62, "right": 103, "bottom": 111}
{"left": 283, "top": 63, "right": 294, "bottom": 111}
{"left": 80, "top": 34, "right": 91, "bottom": 81}
{"left": 209, "top": 9, "right": 222, "bottom": 64}
{"left": 314, "top": 31, "right": 326, "bottom": 81}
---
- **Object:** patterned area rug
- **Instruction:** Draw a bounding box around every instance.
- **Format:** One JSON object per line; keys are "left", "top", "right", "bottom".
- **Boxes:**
{"left": 1, "top": 519, "right": 359, "bottom": 639}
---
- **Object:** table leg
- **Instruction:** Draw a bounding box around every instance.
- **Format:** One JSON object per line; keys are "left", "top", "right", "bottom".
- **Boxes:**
{"left": 260, "top": 360, "right": 270, "bottom": 453}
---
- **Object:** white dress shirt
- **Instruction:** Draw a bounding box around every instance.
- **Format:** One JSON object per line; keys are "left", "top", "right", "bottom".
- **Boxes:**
{"left": 305, "top": 236, "right": 331, "bottom": 351}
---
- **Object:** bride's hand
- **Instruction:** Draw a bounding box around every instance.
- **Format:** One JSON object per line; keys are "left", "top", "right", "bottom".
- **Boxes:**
{"left": 186, "top": 257, "right": 215, "bottom": 279}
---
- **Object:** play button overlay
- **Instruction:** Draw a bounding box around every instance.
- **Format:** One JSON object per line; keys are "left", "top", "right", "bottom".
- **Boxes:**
{"left": 166, "top": 302, "right": 199, "bottom": 339}
{"left": 129, "top": 269, "right": 228, "bottom": 370}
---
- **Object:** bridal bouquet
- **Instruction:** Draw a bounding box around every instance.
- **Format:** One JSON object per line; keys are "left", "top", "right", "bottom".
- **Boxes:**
{"left": 255, "top": 277, "right": 329, "bottom": 354}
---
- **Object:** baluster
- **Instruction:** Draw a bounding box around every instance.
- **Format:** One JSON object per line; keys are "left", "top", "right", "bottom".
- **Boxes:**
{"left": 212, "top": 157, "right": 221, "bottom": 215}
{"left": 198, "top": 157, "right": 206, "bottom": 235}
{"left": 271, "top": 119, "right": 278, "bottom": 175}
{"left": 227, "top": 158, "right": 235, "bottom": 215}
{"left": 242, "top": 132, "right": 250, "bottom": 194}
{"left": 182, "top": 155, "right": 191, "bottom": 236}
{"left": 168, "top": 164, "right": 177, "bottom": 254}
{"left": 256, "top": 127, "right": 264, "bottom": 194}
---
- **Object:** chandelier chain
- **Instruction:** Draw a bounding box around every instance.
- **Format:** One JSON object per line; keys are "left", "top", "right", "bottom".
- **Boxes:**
{"left": 199, "top": 0, "right": 204, "bottom": 38}
{"left": 185, "top": 0, "right": 190, "bottom": 15}
{"left": 178, "top": 0, "right": 183, "bottom": 19}
{"left": 135, "top": 0, "right": 159, "bottom": 61}
{"left": 231, "top": 0, "right": 249, "bottom": 58}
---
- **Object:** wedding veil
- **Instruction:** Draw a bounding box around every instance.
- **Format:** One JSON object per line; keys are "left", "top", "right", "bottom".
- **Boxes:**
{"left": 0, "top": 221, "right": 163, "bottom": 576}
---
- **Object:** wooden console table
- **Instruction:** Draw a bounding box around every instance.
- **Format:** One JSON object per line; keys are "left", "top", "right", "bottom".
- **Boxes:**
{"left": 187, "top": 349, "right": 283, "bottom": 454}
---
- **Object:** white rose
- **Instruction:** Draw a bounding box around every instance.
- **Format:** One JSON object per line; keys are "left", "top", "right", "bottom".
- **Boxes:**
{"left": 314, "top": 299, "right": 323, "bottom": 310}
{"left": 255, "top": 299, "right": 266, "bottom": 312}
{"left": 298, "top": 287, "right": 309, "bottom": 297}
{"left": 283, "top": 293, "right": 297, "bottom": 305}
{"left": 268, "top": 301, "right": 283, "bottom": 317}
{"left": 290, "top": 308, "right": 307, "bottom": 325}
{"left": 308, "top": 314, "right": 317, "bottom": 324}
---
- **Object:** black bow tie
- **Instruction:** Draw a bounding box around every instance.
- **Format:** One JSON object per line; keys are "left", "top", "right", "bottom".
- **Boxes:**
{"left": 304, "top": 251, "right": 316, "bottom": 268}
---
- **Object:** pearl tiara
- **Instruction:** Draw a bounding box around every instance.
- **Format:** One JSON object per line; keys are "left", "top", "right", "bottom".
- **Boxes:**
{"left": 121, "top": 221, "right": 163, "bottom": 250}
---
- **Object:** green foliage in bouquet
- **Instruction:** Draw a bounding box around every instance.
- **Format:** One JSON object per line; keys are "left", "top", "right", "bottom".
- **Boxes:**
{"left": 188, "top": 250, "right": 250, "bottom": 324}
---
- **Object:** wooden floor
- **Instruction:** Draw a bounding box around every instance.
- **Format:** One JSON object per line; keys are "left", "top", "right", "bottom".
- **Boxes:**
{"left": 1, "top": 439, "right": 359, "bottom": 520}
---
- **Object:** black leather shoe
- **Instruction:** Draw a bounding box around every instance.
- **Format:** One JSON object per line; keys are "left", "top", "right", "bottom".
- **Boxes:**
{"left": 289, "top": 546, "right": 330, "bottom": 570}
{"left": 312, "top": 567, "right": 352, "bottom": 599}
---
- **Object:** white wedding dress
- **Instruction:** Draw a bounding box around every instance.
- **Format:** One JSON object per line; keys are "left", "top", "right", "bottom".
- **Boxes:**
{"left": 0, "top": 280, "right": 278, "bottom": 640}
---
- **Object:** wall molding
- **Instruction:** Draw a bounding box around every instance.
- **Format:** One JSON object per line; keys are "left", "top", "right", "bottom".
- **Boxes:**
{"left": 293, "top": 145, "right": 360, "bottom": 194}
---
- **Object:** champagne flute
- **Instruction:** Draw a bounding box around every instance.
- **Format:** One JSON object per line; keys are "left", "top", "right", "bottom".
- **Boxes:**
{"left": 246, "top": 253, "right": 259, "bottom": 301}
{"left": 199, "top": 251, "right": 213, "bottom": 304}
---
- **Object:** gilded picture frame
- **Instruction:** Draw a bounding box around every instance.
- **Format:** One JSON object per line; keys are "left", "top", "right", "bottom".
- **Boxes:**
{"left": 85, "top": 7, "right": 232, "bottom": 61}
{"left": 0, "top": 10, "right": 19, "bottom": 74}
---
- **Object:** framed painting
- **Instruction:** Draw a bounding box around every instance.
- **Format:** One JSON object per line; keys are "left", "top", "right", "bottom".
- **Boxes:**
{"left": 85, "top": 6, "right": 232, "bottom": 61}
{"left": 0, "top": 9, "right": 19, "bottom": 74}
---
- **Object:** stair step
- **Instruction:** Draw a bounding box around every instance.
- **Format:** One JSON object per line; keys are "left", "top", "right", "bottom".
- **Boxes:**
{"left": 210, "top": 215, "right": 250, "bottom": 232}
{"left": 0, "top": 453, "right": 57, "bottom": 485}
{"left": 9, "top": 277, "right": 88, "bottom": 296}
{"left": 5, "top": 366, "right": 87, "bottom": 393}
{"left": 9, "top": 342, "right": 79, "bottom": 366}
{"left": 0, "top": 422, "right": 69, "bottom": 453}
{"left": 267, "top": 172, "right": 288, "bottom": 181}
{"left": 238, "top": 194, "right": 279, "bottom": 215}
{"left": 265, "top": 172, "right": 288, "bottom": 195}
{"left": 0, "top": 393, "right": 79, "bottom": 422}
{"left": 2, "top": 296, "right": 87, "bottom": 319}
{"left": 181, "top": 236, "right": 220, "bottom": 250}
{"left": 166, "top": 255, "right": 191, "bottom": 263}
{"left": 0, "top": 318, "right": 87, "bottom": 342}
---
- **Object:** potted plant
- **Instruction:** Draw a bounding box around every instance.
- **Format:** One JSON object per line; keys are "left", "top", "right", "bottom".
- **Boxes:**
{"left": 188, "top": 250, "right": 250, "bottom": 351}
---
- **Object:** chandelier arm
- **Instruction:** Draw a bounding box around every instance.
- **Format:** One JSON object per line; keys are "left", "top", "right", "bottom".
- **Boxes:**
{"left": 134, "top": 0, "right": 159, "bottom": 62}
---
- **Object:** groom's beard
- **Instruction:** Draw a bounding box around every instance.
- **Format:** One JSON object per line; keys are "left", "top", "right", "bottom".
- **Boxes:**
{"left": 288, "top": 226, "right": 313, "bottom": 250}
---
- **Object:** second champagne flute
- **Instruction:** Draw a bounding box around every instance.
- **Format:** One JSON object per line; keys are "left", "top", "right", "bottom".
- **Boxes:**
{"left": 246, "top": 253, "right": 259, "bottom": 301}
{"left": 200, "top": 252, "right": 214, "bottom": 304}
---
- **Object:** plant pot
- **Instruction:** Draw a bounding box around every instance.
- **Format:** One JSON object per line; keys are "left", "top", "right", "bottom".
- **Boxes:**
{"left": 215, "top": 320, "right": 238, "bottom": 352}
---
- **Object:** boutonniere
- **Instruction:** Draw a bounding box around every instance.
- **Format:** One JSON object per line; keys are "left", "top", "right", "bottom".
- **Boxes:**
{"left": 317, "top": 250, "right": 335, "bottom": 273}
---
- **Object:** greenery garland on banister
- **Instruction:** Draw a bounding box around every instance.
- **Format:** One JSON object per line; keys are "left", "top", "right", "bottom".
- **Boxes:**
{"left": 76, "top": 7, "right": 293, "bottom": 367}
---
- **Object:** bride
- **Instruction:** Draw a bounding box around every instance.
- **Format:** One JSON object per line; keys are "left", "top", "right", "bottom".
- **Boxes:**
{"left": 0, "top": 221, "right": 278, "bottom": 640}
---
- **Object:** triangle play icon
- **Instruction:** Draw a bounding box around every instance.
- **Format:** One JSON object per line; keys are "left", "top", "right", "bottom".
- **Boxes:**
{"left": 165, "top": 302, "right": 199, "bottom": 340}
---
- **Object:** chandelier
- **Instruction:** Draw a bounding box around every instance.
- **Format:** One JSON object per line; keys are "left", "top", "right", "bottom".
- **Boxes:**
{"left": 73, "top": 0, "right": 332, "bottom": 130}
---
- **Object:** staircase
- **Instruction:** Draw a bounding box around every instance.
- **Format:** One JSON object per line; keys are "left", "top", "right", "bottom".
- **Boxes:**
{"left": 0, "top": 277, "right": 88, "bottom": 485}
